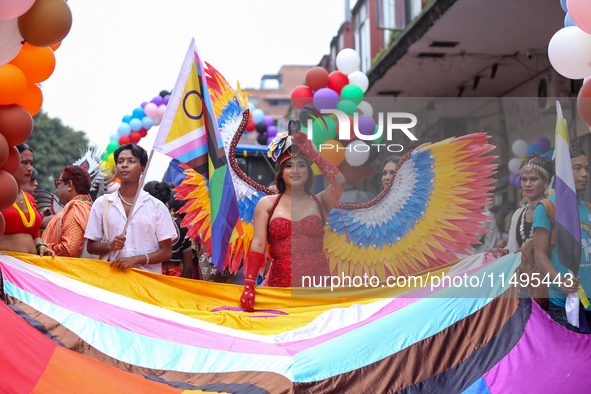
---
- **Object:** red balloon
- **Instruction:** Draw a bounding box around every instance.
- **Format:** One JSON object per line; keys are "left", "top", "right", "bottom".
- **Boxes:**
{"left": 328, "top": 71, "right": 349, "bottom": 94}
{"left": 129, "top": 131, "right": 141, "bottom": 144}
{"left": 0, "top": 213, "right": 5, "bottom": 238}
{"left": 0, "top": 133, "right": 8, "bottom": 168}
{"left": 290, "top": 85, "right": 314, "bottom": 110}
{"left": 0, "top": 146, "right": 19, "bottom": 175}
{"left": 362, "top": 162, "right": 375, "bottom": 179}
{"left": 246, "top": 120, "right": 256, "bottom": 132}
{"left": 340, "top": 161, "right": 363, "bottom": 185}
{"left": 118, "top": 135, "right": 130, "bottom": 145}
{"left": 0, "top": 104, "right": 33, "bottom": 146}
{"left": 578, "top": 79, "right": 591, "bottom": 127}
{"left": 0, "top": 170, "right": 18, "bottom": 211}
{"left": 305, "top": 67, "right": 329, "bottom": 92}
{"left": 139, "top": 129, "right": 147, "bottom": 138}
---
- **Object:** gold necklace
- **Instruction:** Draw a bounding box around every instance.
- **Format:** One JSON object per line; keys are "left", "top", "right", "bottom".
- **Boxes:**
{"left": 13, "top": 190, "right": 35, "bottom": 228}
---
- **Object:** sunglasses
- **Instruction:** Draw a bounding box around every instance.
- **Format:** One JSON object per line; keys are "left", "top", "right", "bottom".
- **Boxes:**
{"left": 54, "top": 179, "right": 69, "bottom": 188}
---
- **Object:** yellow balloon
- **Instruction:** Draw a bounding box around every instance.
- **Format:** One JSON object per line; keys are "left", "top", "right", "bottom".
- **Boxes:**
{"left": 311, "top": 163, "right": 321, "bottom": 175}
{"left": 519, "top": 156, "right": 526, "bottom": 161}
{"left": 107, "top": 153, "right": 115, "bottom": 169}
{"left": 99, "top": 160, "right": 106, "bottom": 169}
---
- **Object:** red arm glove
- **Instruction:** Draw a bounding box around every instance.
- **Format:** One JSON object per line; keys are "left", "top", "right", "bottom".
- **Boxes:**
{"left": 292, "top": 131, "right": 339, "bottom": 179}
{"left": 240, "top": 251, "right": 265, "bottom": 312}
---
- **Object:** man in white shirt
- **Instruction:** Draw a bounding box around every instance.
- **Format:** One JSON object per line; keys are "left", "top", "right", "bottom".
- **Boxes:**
{"left": 85, "top": 144, "right": 177, "bottom": 274}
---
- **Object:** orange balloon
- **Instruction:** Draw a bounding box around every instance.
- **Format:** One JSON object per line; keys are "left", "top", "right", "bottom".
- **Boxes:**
{"left": 10, "top": 42, "right": 56, "bottom": 83}
{"left": 50, "top": 41, "right": 62, "bottom": 51}
{"left": 0, "top": 213, "right": 5, "bottom": 238}
{"left": 319, "top": 139, "right": 345, "bottom": 166}
{"left": 0, "top": 146, "right": 20, "bottom": 175}
{"left": 0, "top": 104, "right": 33, "bottom": 146}
{"left": 0, "top": 64, "right": 27, "bottom": 105}
{"left": 0, "top": 133, "right": 8, "bottom": 168}
{"left": 0, "top": 169, "right": 18, "bottom": 211}
{"left": 15, "top": 83, "right": 43, "bottom": 116}
{"left": 18, "top": 0, "right": 72, "bottom": 47}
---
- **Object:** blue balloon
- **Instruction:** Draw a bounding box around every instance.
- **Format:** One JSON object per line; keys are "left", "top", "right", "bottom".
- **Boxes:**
{"left": 129, "top": 118, "right": 142, "bottom": 132}
{"left": 110, "top": 133, "right": 119, "bottom": 141}
{"left": 117, "top": 123, "right": 131, "bottom": 136}
{"left": 132, "top": 107, "right": 145, "bottom": 120}
{"left": 248, "top": 103, "right": 255, "bottom": 111}
{"left": 252, "top": 109, "right": 265, "bottom": 123}
{"left": 122, "top": 114, "right": 132, "bottom": 124}
{"left": 560, "top": 0, "right": 568, "bottom": 13}
{"left": 565, "top": 12, "right": 576, "bottom": 27}
{"left": 543, "top": 150, "right": 554, "bottom": 158}
{"left": 526, "top": 143, "right": 543, "bottom": 155}
{"left": 142, "top": 116, "right": 154, "bottom": 130}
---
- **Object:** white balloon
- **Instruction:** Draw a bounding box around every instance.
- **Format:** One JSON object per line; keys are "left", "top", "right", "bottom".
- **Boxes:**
{"left": 0, "top": 0, "right": 35, "bottom": 21}
{"left": 508, "top": 157, "right": 523, "bottom": 174}
{"left": 345, "top": 140, "right": 370, "bottom": 167}
{"left": 511, "top": 139, "right": 529, "bottom": 157}
{"left": 0, "top": 18, "right": 23, "bottom": 66}
{"left": 357, "top": 101, "right": 373, "bottom": 118}
{"left": 548, "top": 26, "right": 591, "bottom": 79}
{"left": 336, "top": 48, "right": 360, "bottom": 75}
{"left": 348, "top": 71, "right": 369, "bottom": 93}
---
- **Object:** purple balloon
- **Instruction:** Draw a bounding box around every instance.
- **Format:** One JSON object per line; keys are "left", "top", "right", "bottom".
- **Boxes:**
{"left": 313, "top": 88, "right": 340, "bottom": 111}
{"left": 509, "top": 173, "right": 521, "bottom": 189}
{"left": 140, "top": 101, "right": 148, "bottom": 108}
{"left": 357, "top": 114, "right": 376, "bottom": 135}
{"left": 163, "top": 94, "right": 171, "bottom": 105}
{"left": 535, "top": 137, "right": 551, "bottom": 153}
{"left": 267, "top": 126, "right": 278, "bottom": 138}
{"left": 151, "top": 96, "right": 164, "bottom": 106}
{"left": 263, "top": 116, "right": 274, "bottom": 127}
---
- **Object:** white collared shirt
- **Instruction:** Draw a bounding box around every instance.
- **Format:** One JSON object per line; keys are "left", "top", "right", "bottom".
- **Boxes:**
{"left": 84, "top": 189, "right": 177, "bottom": 274}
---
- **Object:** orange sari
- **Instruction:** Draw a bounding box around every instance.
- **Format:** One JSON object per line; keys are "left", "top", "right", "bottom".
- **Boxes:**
{"left": 42, "top": 195, "right": 92, "bottom": 258}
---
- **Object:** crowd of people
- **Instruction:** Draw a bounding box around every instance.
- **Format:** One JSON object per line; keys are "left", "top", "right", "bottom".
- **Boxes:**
{"left": 1, "top": 132, "right": 590, "bottom": 333}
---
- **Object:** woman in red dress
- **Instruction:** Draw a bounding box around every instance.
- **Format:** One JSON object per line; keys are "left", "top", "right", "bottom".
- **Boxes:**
{"left": 240, "top": 123, "right": 346, "bottom": 311}
{"left": 0, "top": 144, "right": 54, "bottom": 257}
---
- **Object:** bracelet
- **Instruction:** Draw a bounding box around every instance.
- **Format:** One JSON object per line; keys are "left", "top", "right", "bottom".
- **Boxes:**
{"left": 144, "top": 253, "right": 149, "bottom": 266}
{"left": 36, "top": 243, "right": 46, "bottom": 252}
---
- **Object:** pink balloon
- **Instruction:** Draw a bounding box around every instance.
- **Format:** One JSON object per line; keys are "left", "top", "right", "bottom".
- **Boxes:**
{"left": 0, "top": 0, "right": 35, "bottom": 20}
{"left": 156, "top": 104, "right": 166, "bottom": 119}
{"left": 144, "top": 102, "right": 158, "bottom": 118}
{"left": 585, "top": 75, "right": 591, "bottom": 85}
{"left": 568, "top": 0, "right": 591, "bottom": 35}
{"left": 153, "top": 117, "right": 162, "bottom": 126}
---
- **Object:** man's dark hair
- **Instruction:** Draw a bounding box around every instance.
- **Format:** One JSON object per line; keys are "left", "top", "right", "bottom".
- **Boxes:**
{"left": 113, "top": 143, "right": 148, "bottom": 167}
{"left": 144, "top": 181, "right": 171, "bottom": 205}
{"left": 569, "top": 147, "right": 586, "bottom": 159}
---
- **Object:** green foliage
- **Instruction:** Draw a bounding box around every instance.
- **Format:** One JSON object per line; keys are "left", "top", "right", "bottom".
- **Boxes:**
{"left": 27, "top": 110, "right": 89, "bottom": 191}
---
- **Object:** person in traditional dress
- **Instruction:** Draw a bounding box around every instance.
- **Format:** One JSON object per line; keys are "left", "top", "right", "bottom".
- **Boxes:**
{"left": 0, "top": 144, "right": 54, "bottom": 257}
{"left": 42, "top": 166, "right": 93, "bottom": 257}
{"left": 240, "top": 122, "right": 346, "bottom": 311}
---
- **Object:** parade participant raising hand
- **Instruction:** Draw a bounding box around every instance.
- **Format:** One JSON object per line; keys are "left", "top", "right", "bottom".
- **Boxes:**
{"left": 84, "top": 144, "right": 177, "bottom": 273}
{"left": 240, "top": 121, "right": 346, "bottom": 312}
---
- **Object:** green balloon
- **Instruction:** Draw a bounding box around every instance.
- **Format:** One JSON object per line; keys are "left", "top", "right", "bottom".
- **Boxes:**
{"left": 312, "top": 117, "right": 337, "bottom": 145}
{"left": 336, "top": 100, "right": 358, "bottom": 116}
{"left": 101, "top": 151, "right": 108, "bottom": 161}
{"left": 373, "top": 124, "right": 384, "bottom": 143}
{"left": 300, "top": 126, "right": 318, "bottom": 149}
{"left": 107, "top": 141, "right": 119, "bottom": 154}
{"left": 340, "top": 84, "right": 364, "bottom": 105}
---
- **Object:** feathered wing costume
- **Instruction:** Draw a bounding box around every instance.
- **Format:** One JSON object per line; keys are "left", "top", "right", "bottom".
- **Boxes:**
{"left": 176, "top": 65, "right": 497, "bottom": 280}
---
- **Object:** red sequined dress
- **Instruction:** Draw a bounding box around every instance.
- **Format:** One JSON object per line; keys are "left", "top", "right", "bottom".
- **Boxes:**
{"left": 265, "top": 193, "right": 331, "bottom": 287}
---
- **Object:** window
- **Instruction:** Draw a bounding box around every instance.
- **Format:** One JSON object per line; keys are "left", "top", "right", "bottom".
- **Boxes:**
{"left": 267, "top": 99, "right": 291, "bottom": 106}
{"left": 250, "top": 97, "right": 259, "bottom": 106}
{"left": 354, "top": 1, "right": 371, "bottom": 72}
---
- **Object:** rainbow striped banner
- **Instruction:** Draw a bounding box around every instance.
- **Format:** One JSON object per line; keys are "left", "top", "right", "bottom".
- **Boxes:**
{"left": 153, "top": 38, "right": 242, "bottom": 270}
{"left": 1, "top": 252, "right": 590, "bottom": 393}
